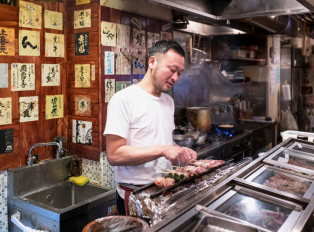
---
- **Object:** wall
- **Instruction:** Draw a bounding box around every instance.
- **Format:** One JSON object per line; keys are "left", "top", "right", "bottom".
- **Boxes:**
{"left": 0, "top": 3, "right": 67, "bottom": 172}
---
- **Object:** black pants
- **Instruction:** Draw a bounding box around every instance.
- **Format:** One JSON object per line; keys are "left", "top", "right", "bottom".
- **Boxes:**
{"left": 116, "top": 191, "right": 126, "bottom": 215}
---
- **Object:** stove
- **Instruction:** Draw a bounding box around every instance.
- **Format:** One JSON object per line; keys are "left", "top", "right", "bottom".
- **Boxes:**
{"left": 192, "top": 126, "right": 252, "bottom": 162}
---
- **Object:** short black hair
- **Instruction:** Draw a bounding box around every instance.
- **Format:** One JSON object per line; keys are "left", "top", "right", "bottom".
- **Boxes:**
{"left": 148, "top": 40, "right": 185, "bottom": 59}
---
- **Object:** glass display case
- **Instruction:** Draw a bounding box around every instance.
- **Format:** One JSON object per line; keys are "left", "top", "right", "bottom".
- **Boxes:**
{"left": 287, "top": 142, "right": 314, "bottom": 154}
{"left": 245, "top": 165, "right": 314, "bottom": 199}
{"left": 208, "top": 187, "right": 302, "bottom": 232}
{"left": 263, "top": 148, "right": 314, "bottom": 176}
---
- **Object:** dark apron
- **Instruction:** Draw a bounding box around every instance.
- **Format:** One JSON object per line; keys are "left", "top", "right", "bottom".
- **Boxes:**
{"left": 119, "top": 184, "right": 144, "bottom": 216}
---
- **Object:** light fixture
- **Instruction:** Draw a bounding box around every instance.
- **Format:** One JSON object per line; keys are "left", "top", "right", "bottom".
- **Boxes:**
{"left": 270, "top": 16, "right": 275, "bottom": 18}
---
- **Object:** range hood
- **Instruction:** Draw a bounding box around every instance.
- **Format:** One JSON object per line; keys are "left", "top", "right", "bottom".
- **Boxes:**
{"left": 148, "top": 0, "right": 313, "bottom": 20}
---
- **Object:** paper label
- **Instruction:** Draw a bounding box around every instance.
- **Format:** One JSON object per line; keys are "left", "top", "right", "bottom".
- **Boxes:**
{"left": 132, "top": 29, "right": 145, "bottom": 49}
{"left": 278, "top": 157, "right": 289, "bottom": 163}
{"left": 46, "top": 95, "right": 64, "bottom": 119}
{"left": 0, "top": 64, "right": 8, "bottom": 88}
{"left": 116, "top": 52, "right": 131, "bottom": 75}
{"left": 91, "top": 65, "right": 95, "bottom": 81}
{"left": 72, "top": 120, "right": 92, "bottom": 146}
{"left": 44, "top": 10, "right": 63, "bottom": 30}
{"left": 19, "top": 96, "right": 39, "bottom": 122}
{"left": 75, "top": 64, "right": 90, "bottom": 88}
{"left": 132, "top": 53, "right": 145, "bottom": 74}
{"left": 105, "top": 79, "right": 115, "bottom": 103}
{"left": 147, "top": 32, "right": 160, "bottom": 48}
{"left": 45, "top": 33, "right": 64, "bottom": 57}
{"left": 19, "top": 1, "right": 42, "bottom": 29}
{"left": 75, "top": 95, "right": 91, "bottom": 116}
{"left": 11, "top": 63, "right": 35, "bottom": 91}
{"left": 75, "top": 32, "right": 89, "bottom": 55}
{"left": 116, "top": 81, "right": 130, "bottom": 92}
{"left": 101, "top": 22, "right": 116, "bottom": 47}
{"left": 0, "top": 28, "right": 15, "bottom": 56}
{"left": 19, "top": 30, "right": 40, "bottom": 56}
{"left": 74, "top": 9, "right": 91, "bottom": 29}
{"left": 42, "top": 64, "right": 60, "bottom": 86}
{"left": 0, "top": 97, "right": 12, "bottom": 125}
{"left": 117, "top": 24, "right": 130, "bottom": 48}
{"left": 105, "top": 52, "right": 115, "bottom": 75}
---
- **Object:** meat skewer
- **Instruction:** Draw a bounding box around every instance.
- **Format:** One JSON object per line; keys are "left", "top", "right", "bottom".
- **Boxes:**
{"left": 143, "top": 177, "right": 175, "bottom": 187}
{"left": 162, "top": 169, "right": 190, "bottom": 180}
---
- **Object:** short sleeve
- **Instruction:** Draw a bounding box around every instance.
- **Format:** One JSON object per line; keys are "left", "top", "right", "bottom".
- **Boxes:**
{"left": 104, "top": 93, "right": 130, "bottom": 139}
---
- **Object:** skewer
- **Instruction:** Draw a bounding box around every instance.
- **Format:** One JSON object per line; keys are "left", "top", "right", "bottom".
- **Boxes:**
{"left": 143, "top": 177, "right": 155, "bottom": 181}
{"left": 158, "top": 171, "right": 170, "bottom": 174}
{"left": 162, "top": 168, "right": 173, "bottom": 172}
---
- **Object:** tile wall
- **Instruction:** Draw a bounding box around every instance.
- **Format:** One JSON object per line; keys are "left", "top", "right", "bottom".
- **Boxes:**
{"left": 0, "top": 152, "right": 116, "bottom": 232}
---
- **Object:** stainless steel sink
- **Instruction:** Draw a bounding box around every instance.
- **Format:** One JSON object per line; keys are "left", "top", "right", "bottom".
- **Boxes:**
{"left": 24, "top": 181, "right": 108, "bottom": 209}
{"left": 8, "top": 156, "right": 116, "bottom": 232}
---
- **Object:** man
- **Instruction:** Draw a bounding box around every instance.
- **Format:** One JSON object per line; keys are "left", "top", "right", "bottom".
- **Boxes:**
{"left": 104, "top": 40, "right": 197, "bottom": 215}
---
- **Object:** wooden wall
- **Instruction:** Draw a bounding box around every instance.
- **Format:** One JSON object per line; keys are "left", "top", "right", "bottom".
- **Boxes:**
{"left": 0, "top": 2, "right": 67, "bottom": 171}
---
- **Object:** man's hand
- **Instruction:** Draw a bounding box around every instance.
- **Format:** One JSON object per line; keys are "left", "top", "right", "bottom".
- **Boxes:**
{"left": 162, "top": 146, "right": 197, "bottom": 165}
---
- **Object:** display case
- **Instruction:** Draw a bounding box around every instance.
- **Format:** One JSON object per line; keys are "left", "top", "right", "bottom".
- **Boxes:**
{"left": 263, "top": 148, "right": 314, "bottom": 176}
{"left": 245, "top": 165, "right": 314, "bottom": 199}
{"left": 208, "top": 186, "right": 302, "bottom": 232}
{"left": 287, "top": 142, "right": 314, "bottom": 154}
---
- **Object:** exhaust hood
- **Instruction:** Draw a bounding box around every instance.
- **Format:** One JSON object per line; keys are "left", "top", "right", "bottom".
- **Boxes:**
{"left": 148, "top": 0, "right": 313, "bottom": 20}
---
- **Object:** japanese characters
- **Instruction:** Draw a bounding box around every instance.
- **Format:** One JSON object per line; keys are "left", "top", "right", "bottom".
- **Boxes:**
{"left": 19, "top": 30, "right": 40, "bottom": 56}
{"left": 132, "top": 29, "right": 145, "bottom": 49}
{"left": 116, "top": 52, "right": 131, "bottom": 75}
{"left": 72, "top": 120, "right": 92, "bottom": 146}
{"left": 147, "top": 32, "right": 160, "bottom": 48}
{"left": 19, "top": 96, "right": 39, "bottom": 122}
{"left": 0, "top": 97, "right": 12, "bottom": 125}
{"left": 44, "top": 10, "right": 63, "bottom": 31}
{"left": 101, "top": 22, "right": 116, "bottom": 47}
{"left": 105, "top": 79, "right": 115, "bottom": 103}
{"left": 75, "top": 64, "right": 90, "bottom": 88}
{"left": 46, "top": 95, "right": 64, "bottom": 119}
{"left": 75, "top": 95, "right": 91, "bottom": 116}
{"left": 0, "top": 28, "right": 15, "bottom": 56}
{"left": 75, "top": 33, "right": 89, "bottom": 56}
{"left": 132, "top": 53, "right": 145, "bottom": 74}
{"left": 117, "top": 24, "right": 129, "bottom": 48}
{"left": 45, "top": 33, "right": 64, "bottom": 57}
{"left": 74, "top": 9, "right": 91, "bottom": 29}
{"left": 11, "top": 63, "right": 35, "bottom": 91}
{"left": 105, "top": 52, "right": 115, "bottom": 75}
{"left": 19, "top": 1, "right": 42, "bottom": 29}
{"left": 42, "top": 64, "right": 60, "bottom": 86}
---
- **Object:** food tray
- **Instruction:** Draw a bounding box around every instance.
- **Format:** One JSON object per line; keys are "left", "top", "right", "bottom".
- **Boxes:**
{"left": 133, "top": 159, "right": 233, "bottom": 199}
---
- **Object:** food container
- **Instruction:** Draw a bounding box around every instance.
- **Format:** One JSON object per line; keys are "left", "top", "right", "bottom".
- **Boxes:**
{"left": 208, "top": 186, "right": 302, "bottom": 232}
{"left": 245, "top": 165, "right": 314, "bottom": 199}
{"left": 263, "top": 147, "right": 314, "bottom": 176}
{"left": 187, "top": 107, "right": 211, "bottom": 133}
{"left": 173, "top": 135, "right": 195, "bottom": 148}
{"left": 82, "top": 216, "right": 149, "bottom": 232}
{"left": 281, "top": 130, "right": 314, "bottom": 142}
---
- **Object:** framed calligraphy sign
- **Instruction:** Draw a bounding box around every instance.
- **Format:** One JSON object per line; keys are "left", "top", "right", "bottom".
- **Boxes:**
{"left": 75, "top": 64, "right": 90, "bottom": 88}
{"left": 0, "top": 28, "right": 15, "bottom": 56}
{"left": 75, "top": 32, "right": 89, "bottom": 56}
{"left": 101, "top": 22, "right": 116, "bottom": 47}
{"left": 42, "top": 64, "right": 60, "bottom": 86}
{"left": 19, "top": 30, "right": 40, "bottom": 56}
{"left": 0, "top": 128, "right": 14, "bottom": 154}
{"left": 132, "top": 29, "right": 145, "bottom": 49}
{"left": 116, "top": 52, "right": 131, "bottom": 75}
{"left": 11, "top": 63, "right": 35, "bottom": 91}
{"left": 19, "top": 1, "right": 42, "bottom": 29}
{"left": 105, "top": 79, "right": 115, "bottom": 103}
{"left": 74, "top": 9, "right": 91, "bottom": 29}
{"left": 46, "top": 95, "right": 64, "bottom": 119}
{"left": 19, "top": 96, "right": 39, "bottom": 122}
{"left": 117, "top": 24, "right": 130, "bottom": 48}
{"left": 44, "top": 10, "right": 63, "bottom": 31}
{"left": 132, "top": 53, "right": 146, "bottom": 75}
{"left": 75, "top": 95, "right": 91, "bottom": 116}
{"left": 0, "top": 63, "right": 8, "bottom": 88}
{"left": 105, "top": 51, "right": 115, "bottom": 75}
{"left": 0, "top": 97, "right": 12, "bottom": 125}
{"left": 72, "top": 120, "right": 92, "bottom": 146}
{"left": 147, "top": 32, "right": 160, "bottom": 48}
{"left": 45, "top": 33, "right": 64, "bottom": 57}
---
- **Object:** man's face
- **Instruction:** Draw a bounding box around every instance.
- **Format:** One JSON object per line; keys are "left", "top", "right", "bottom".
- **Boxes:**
{"left": 150, "top": 50, "right": 185, "bottom": 93}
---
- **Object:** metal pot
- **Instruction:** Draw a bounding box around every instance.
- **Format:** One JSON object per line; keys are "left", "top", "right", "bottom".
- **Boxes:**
{"left": 195, "top": 133, "right": 208, "bottom": 146}
{"left": 185, "top": 131, "right": 201, "bottom": 140}
{"left": 187, "top": 107, "right": 211, "bottom": 133}
{"left": 173, "top": 135, "right": 195, "bottom": 148}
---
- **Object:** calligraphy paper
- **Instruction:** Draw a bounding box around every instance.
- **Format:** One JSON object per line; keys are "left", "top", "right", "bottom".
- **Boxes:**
{"left": 116, "top": 52, "right": 131, "bottom": 75}
{"left": 76, "top": 0, "right": 90, "bottom": 5}
{"left": 19, "top": 96, "right": 39, "bottom": 122}
{"left": 133, "top": 53, "right": 146, "bottom": 74}
{"left": 72, "top": 120, "right": 92, "bottom": 146}
{"left": 131, "top": 18, "right": 141, "bottom": 30}
{"left": 116, "top": 81, "right": 130, "bottom": 92}
{"left": 0, "top": 64, "right": 8, "bottom": 88}
{"left": 117, "top": 24, "right": 130, "bottom": 48}
{"left": 105, "top": 52, "right": 115, "bottom": 75}
{"left": 0, "top": 128, "right": 13, "bottom": 154}
{"left": 75, "top": 64, "right": 90, "bottom": 88}
{"left": 19, "top": 30, "right": 40, "bottom": 56}
{"left": 161, "top": 31, "right": 172, "bottom": 40}
{"left": 11, "top": 63, "right": 35, "bottom": 91}
{"left": 105, "top": 79, "right": 115, "bottom": 103}
{"left": 0, "top": 28, "right": 15, "bottom": 56}
{"left": 0, "top": 97, "right": 12, "bottom": 125}
{"left": 46, "top": 95, "right": 63, "bottom": 119}
{"left": 44, "top": 10, "right": 63, "bottom": 30}
{"left": 45, "top": 33, "right": 64, "bottom": 57}
{"left": 132, "top": 29, "right": 145, "bottom": 49}
{"left": 74, "top": 9, "right": 91, "bottom": 29}
{"left": 42, "top": 64, "right": 60, "bottom": 86}
{"left": 101, "top": 22, "right": 116, "bottom": 46}
{"left": 19, "top": 1, "right": 42, "bottom": 29}
{"left": 91, "top": 65, "right": 95, "bottom": 81}
{"left": 75, "top": 32, "right": 89, "bottom": 55}
{"left": 75, "top": 95, "right": 91, "bottom": 116}
{"left": 147, "top": 32, "right": 160, "bottom": 48}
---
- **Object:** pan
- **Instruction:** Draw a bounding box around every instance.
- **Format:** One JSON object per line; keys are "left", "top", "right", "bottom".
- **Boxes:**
{"left": 217, "top": 124, "right": 235, "bottom": 133}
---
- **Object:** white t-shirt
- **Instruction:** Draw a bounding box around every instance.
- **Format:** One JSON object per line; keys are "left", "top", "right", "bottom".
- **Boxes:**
{"left": 104, "top": 85, "right": 174, "bottom": 198}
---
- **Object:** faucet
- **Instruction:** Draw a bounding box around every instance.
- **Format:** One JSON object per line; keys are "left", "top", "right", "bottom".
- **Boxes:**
{"left": 27, "top": 136, "right": 67, "bottom": 167}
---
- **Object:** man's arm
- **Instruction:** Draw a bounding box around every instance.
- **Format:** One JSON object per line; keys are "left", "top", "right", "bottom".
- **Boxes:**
{"left": 106, "top": 134, "right": 197, "bottom": 166}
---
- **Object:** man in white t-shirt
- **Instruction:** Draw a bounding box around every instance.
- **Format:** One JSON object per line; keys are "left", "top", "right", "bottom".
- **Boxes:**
{"left": 104, "top": 40, "right": 197, "bottom": 215}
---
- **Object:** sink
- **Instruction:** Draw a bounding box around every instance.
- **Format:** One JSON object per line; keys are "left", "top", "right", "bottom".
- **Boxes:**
{"left": 8, "top": 156, "right": 116, "bottom": 232}
{"left": 24, "top": 181, "right": 108, "bottom": 209}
